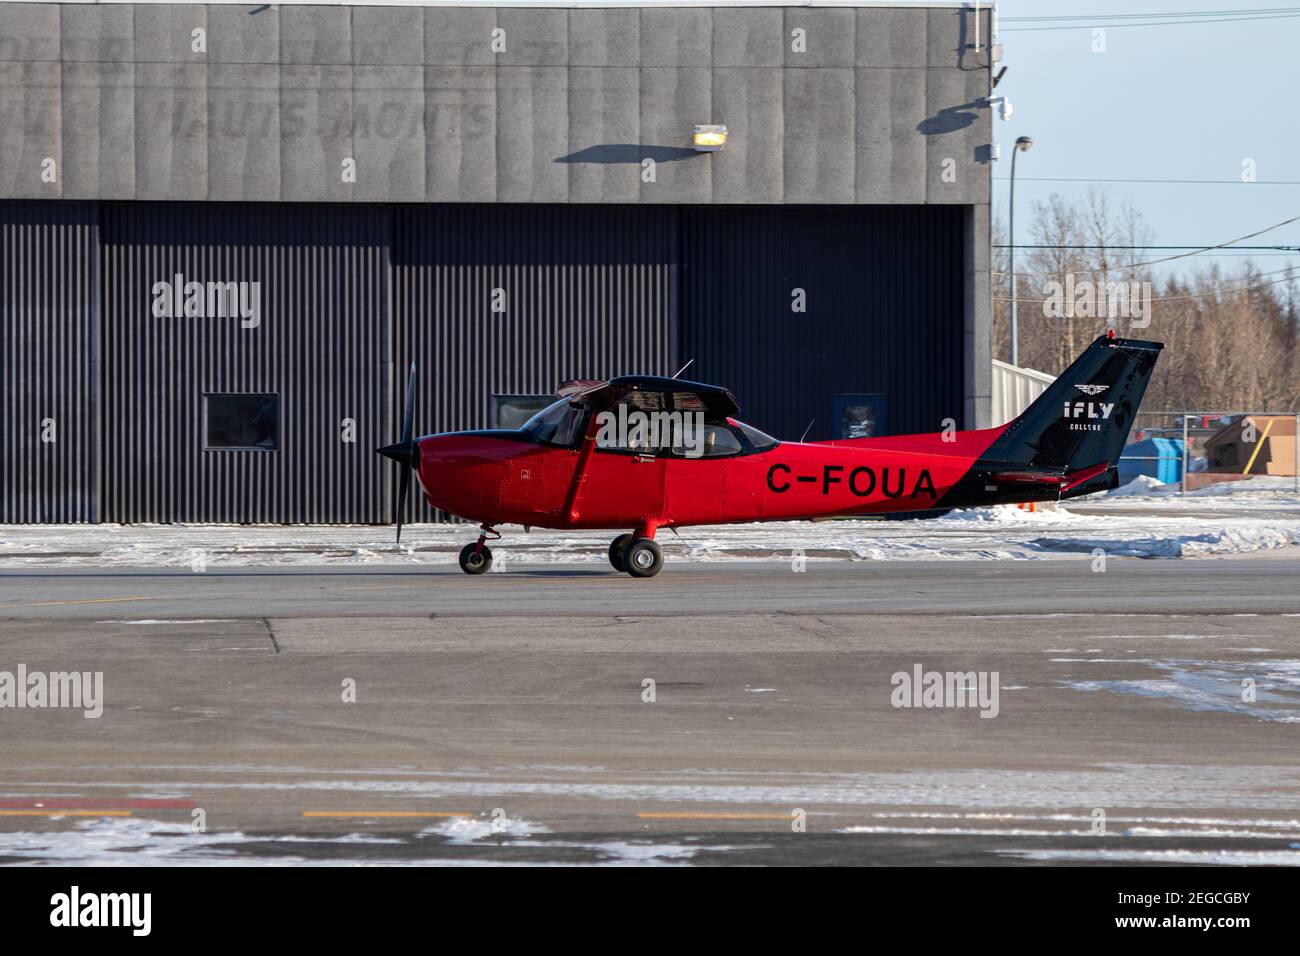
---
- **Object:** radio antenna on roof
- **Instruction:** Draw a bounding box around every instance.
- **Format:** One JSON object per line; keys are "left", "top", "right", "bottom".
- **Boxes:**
{"left": 671, "top": 359, "right": 694, "bottom": 380}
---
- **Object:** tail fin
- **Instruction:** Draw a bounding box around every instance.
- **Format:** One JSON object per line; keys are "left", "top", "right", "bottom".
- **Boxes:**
{"left": 985, "top": 334, "right": 1163, "bottom": 498}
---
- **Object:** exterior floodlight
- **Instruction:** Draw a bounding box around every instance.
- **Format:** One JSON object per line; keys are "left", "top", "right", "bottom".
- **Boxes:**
{"left": 693, "top": 125, "right": 727, "bottom": 151}
{"left": 983, "top": 95, "right": 1013, "bottom": 121}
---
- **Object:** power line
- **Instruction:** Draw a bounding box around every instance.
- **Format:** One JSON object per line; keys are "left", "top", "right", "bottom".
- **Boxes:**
{"left": 995, "top": 212, "right": 1300, "bottom": 276}
{"left": 993, "top": 177, "right": 1300, "bottom": 186}
{"left": 994, "top": 245, "right": 1300, "bottom": 251}
{"left": 1003, "top": 6, "right": 1300, "bottom": 22}
{"left": 994, "top": 269, "right": 1298, "bottom": 304}
{"left": 1001, "top": 12, "right": 1300, "bottom": 31}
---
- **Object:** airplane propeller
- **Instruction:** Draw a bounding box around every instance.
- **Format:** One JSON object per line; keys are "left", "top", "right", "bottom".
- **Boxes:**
{"left": 377, "top": 361, "right": 418, "bottom": 544}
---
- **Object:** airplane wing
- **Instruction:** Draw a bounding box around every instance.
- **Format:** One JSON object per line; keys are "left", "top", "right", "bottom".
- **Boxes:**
{"left": 555, "top": 375, "right": 741, "bottom": 419}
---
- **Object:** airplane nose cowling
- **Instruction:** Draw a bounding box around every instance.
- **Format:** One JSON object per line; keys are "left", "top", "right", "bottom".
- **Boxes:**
{"left": 410, "top": 431, "right": 521, "bottom": 521}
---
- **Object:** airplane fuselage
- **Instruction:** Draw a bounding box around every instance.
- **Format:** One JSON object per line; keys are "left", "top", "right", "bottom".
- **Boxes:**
{"left": 411, "top": 422, "right": 1045, "bottom": 531}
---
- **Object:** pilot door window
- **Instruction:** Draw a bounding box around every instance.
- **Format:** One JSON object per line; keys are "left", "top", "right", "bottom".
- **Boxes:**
{"left": 596, "top": 405, "right": 742, "bottom": 459}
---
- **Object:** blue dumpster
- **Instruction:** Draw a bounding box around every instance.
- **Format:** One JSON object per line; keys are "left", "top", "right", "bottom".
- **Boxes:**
{"left": 1118, "top": 437, "right": 1184, "bottom": 486}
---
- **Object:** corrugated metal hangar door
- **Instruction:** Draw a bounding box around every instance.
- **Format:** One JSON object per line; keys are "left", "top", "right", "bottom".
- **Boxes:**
{"left": 392, "top": 204, "right": 678, "bottom": 523}
{"left": 100, "top": 203, "right": 391, "bottom": 523}
{"left": 680, "top": 205, "right": 965, "bottom": 443}
{"left": 0, "top": 202, "right": 101, "bottom": 523}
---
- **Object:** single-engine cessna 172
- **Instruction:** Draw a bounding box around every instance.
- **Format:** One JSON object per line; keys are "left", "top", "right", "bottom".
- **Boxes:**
{"left": 379, "top": 332, "right": 1163, "bottom": 578}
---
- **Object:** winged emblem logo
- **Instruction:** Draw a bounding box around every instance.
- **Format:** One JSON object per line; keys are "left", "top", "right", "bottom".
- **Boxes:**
{"left": 1075, "top": 384, "right": 1108, "bottom": 396}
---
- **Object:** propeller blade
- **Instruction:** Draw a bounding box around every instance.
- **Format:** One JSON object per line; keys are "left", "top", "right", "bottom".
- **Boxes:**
{"left": 400, "top": 360, "right": 416, "bottom": 454}
{"left": 388, "top": 361, "right": 418, "bottom": 545}
{"left": 396, "top": 461, "right": 411, "bottom": 545}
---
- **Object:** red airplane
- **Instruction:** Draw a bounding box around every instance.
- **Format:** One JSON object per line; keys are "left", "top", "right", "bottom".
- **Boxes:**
{"left": 380, "top": 332, "right": 1163, "bottom": 577}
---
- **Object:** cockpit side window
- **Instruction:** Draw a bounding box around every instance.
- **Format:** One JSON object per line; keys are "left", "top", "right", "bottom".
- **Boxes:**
{"left": 732, "top": 419, "right": 779, "bottom": 451}
{"left": 693, "top": 424, "right": 743, "bottom": 458}
{"left": 521, "top": 399, "right": 585, "bottom": 447}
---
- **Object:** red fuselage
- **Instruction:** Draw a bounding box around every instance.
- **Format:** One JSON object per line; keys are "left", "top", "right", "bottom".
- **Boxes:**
{"left": 413, "top": 422, "right": 1010, "bottom": 531}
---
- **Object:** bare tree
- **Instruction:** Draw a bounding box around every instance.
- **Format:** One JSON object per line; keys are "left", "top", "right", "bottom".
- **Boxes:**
{"left": 994, "top": 189, "right": 1299, "bottom": 413}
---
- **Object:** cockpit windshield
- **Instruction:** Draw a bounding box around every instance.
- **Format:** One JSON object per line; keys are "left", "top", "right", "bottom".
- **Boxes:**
{"left": 521, "top": 398, "right": 585, "bottom": 447}
{"left": 732, "top": 419, "right": 779, "bottom": 451}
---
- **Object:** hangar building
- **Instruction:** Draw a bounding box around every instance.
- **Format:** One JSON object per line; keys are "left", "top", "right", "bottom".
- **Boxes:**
{"left": 0, "top": 0, "right": 994, "bottom": 523}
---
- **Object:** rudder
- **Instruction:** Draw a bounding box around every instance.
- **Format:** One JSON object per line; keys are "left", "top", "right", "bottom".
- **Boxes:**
{"left": 990, "top": 333, "right": 1164, "bottom": 493}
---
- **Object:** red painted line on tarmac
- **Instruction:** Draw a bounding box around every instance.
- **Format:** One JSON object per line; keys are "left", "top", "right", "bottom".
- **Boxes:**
{"left": 0, "top": 810, "right": 133, "bottom": 818}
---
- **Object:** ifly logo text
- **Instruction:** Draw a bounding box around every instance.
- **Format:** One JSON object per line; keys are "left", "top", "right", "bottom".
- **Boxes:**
{"left": 1063, "top": 401, "right": 1115, "bottom": 432}
{"left": 1064, "top": 401, "right": 1115, "bottom": 419}
{"left": 50, "top": 886, "right": 151, "bottom": 937}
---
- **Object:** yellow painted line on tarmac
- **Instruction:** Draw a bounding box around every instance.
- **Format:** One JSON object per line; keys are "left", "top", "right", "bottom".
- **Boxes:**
{"left": 302, "top": 811, "right": 472, "bottom": 819}
{"left": 0, "top": 595, "right": 160, "bottom": 609}
{"left": 0, "top": 581, "right": 437, "bottom": 610}
{"left": 0, "top": 810, "right": 133, "bottom": 817}
{"left": 637, "top": 812, "right": 793, "bottom": 821}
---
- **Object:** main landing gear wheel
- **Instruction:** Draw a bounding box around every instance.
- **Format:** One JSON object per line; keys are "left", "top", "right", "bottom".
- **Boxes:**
{"left": 608, "top": 533, "right": 635, "bottom": 572}
{"left": 458, "top": 542, "right": 493, "bottom": 575}
{"left": 623, "top": 538, "right": 663, "bottom": 578}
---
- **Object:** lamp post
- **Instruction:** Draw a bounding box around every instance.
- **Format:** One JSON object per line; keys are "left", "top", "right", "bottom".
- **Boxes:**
{"left": 1008, "top": 135, "right": 1033, "bottom": 367}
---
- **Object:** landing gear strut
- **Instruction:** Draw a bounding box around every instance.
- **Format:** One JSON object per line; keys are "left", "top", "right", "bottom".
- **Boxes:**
{"left": 458, "top": 524, "right": 498, "bottom": 575}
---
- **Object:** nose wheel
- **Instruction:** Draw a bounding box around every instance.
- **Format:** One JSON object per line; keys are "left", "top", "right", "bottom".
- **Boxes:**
{"left": 458, "top": 542, "right": 493, "bottom": 575}
{"left": 458, "top": 524, "right": 499, "bottom": 575}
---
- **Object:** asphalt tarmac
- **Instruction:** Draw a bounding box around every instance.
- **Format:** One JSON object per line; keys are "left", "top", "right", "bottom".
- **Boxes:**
{"left": 2, "top": 560, "right": 1299, "bottom": 865}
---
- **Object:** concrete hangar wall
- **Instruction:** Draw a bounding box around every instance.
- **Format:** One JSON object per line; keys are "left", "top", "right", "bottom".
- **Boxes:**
{"left": 0, "top": 1, "right": 993, "bottom": 524}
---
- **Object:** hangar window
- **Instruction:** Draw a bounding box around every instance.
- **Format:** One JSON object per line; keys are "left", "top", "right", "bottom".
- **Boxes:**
{"left": 205, "top": 393, "right": 279, "bottom": 450}
{"left": 493, "top": 394, "right": 554, "bottom": 430}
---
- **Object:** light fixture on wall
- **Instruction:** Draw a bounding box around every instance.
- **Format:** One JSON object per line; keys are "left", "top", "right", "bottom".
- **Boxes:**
{"left": 692, "top": 125, "right": 727, "bottom": 151}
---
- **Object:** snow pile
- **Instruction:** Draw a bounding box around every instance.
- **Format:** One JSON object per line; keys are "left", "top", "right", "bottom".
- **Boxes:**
{"left": 1108, "top": 475, "right": 1170, "bottom": 497}
{"left": 421, "top": 815, "right": 548, "bottom": 842}
{"left": 1030, "top": 525, "right": 1300, "bottom": 558}
{"left": 936, "top": 504, "right": 1074, "bottom": 524}
{"left": 1105, "top": 474, "right": 1296, "bottom": 499}
{"left": 1187, "top": 475, "right": 1297, "bottom": 497}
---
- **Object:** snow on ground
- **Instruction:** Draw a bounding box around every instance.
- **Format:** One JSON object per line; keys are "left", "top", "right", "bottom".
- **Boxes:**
{"left": 1065, "top": 658, "right": 1300, "bottom": 723}
{"left": 1, "top": 481, "right": 1297, "bottom": 567}
{"left": 0, "top": 814, "right": 718, "bottom": 866}
{"left": 1101, "top": 474, "right": 1300, "bottom": 498}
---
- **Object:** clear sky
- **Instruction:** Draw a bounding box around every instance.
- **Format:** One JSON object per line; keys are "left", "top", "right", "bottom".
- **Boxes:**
{"left": 993, "top": 1, "right": 1300, "bottom": 282}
